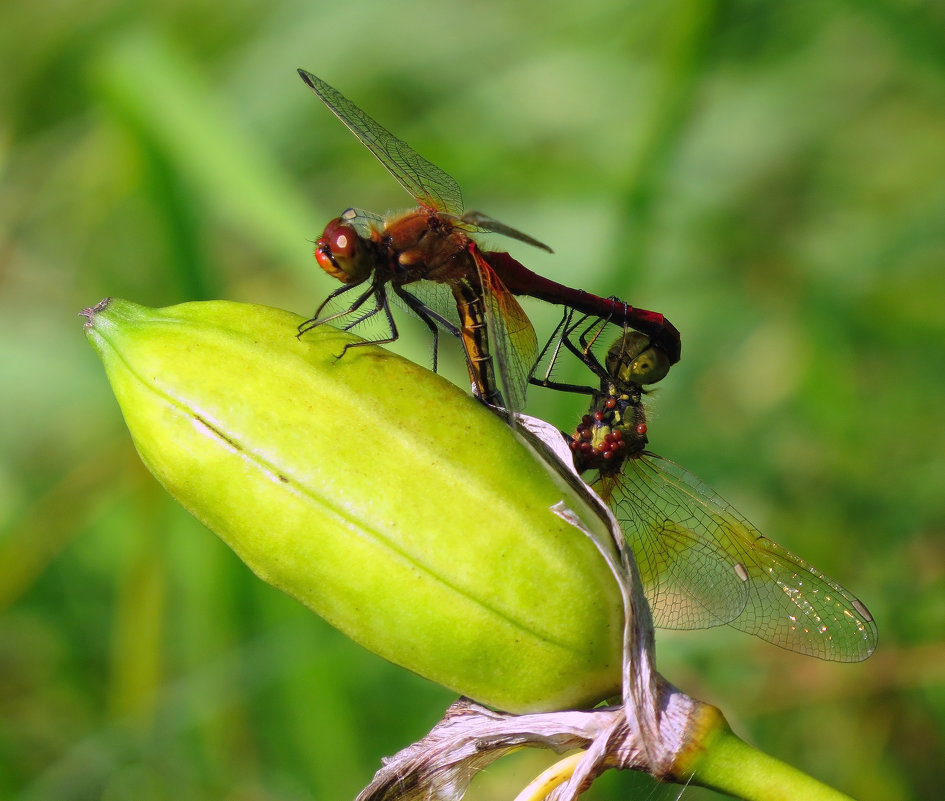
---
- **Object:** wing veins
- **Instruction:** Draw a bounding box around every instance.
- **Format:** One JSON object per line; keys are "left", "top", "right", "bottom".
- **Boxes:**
{"left": 299, "top": 70, "right": 463, "bottom": 214}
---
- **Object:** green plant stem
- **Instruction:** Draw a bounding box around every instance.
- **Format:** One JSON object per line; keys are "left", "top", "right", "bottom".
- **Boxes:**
{"left": 681, "top": 705, "right": 857, "bottom": 801}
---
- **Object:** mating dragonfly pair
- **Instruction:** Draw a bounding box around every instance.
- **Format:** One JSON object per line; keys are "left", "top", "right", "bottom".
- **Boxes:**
{"left": 297, "top": 69, "right": 877, "bottom": 663}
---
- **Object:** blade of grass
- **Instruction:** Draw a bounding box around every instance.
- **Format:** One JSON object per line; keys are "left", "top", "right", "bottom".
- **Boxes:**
{"left": 89, "top": 30, "right": 315, "bottom": 275}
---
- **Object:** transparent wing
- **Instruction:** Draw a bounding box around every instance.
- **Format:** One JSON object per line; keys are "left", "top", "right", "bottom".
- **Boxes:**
{"left": 595, "top": 460, "right": 751, "bottom": 632}
{"left": 299, "top": 70, "right": 463, "bottom": 215}
{"left": 337, "top": 207, "right": 386, "bottom": 238}
{"left": 468, "top": 246, "right": 538, "bottom": 416}
{"left": 596, "top": 453, "right": 877, "bottom": 662}
{"left": 460, "top": 210, "right": 554, "bottom": 253}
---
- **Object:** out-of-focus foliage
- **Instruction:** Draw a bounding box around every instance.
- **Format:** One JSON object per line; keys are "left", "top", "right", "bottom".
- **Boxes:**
{"left": 1, "top": 0, "right": 942, "bottom": 799}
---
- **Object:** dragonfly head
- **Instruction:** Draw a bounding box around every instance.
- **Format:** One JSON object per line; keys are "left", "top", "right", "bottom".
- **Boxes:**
{"left": 605, "top": 332, "right": 670, "bottom": 386}
{"left": 315, "top": 217, "right": 374, "bottom": 283}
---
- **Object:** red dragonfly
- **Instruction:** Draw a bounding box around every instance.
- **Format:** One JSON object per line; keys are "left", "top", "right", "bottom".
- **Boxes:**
{"left": 565, "top": 326, "right": 877, "bottom": 661}
{"left": 297, "top": 69, "right": 681, "bottom": 412}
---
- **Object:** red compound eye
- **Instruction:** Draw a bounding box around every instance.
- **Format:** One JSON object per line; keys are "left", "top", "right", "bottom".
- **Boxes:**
{"left": 328, "top": 225, "right": 356, "bottom": 257}
{"left": 314, "top": 218, "right": 371, "bottom": 282}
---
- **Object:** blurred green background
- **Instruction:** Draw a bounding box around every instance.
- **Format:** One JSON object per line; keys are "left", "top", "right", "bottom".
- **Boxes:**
{"left": 2, "top": 0, "right": 943, "bottom": 799}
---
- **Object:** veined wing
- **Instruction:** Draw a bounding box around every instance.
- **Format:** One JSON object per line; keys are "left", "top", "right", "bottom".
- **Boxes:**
{"left": 335, "top": 206, "right": 386, "bottom": 238}
{"left": 298, "top": 70, "right": 464, "bottom": 215}
{"left": 460, "top": 210, "right": 554, "bottom": 253}
{"left": 468, "top": 246, "right": 538, "bottom": 416}
{"left": 597, "top": 453, "right": 877, "bottom": 662}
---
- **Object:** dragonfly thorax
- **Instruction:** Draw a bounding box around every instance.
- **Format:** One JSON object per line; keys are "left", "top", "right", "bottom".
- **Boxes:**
{"left": 571, "top": 382, "right": 648, "bottom": 474}
{"left": 383, "top": 209, "right": 475, "bottom": 284}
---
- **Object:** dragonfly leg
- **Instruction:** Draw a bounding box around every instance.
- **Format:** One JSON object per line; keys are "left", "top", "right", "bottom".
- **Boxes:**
{"left": 336, "top": 287, "right": 401, "bottom": 358}
{"left": 299, "top": 279, "right": 403, "bottom": 359}
{"left": 392, "top": 285, "right": 461, "bottom": 374}
{"left": 574, "top": 313, "right": 613, "bottom": 367}
{"left": 339, "top": 285, "right": 393, "bottom": 332}
{"left": 528, "top": 309, "right": 602, "bottom": 395}
{"left": 529, "top": 308, "right": 570, "bottom": 385}
{"left": 297, "top": 281, "right": 375, "bottom": 336}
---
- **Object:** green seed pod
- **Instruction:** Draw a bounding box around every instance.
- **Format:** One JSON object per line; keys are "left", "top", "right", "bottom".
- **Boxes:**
{"left": 83, "top": 298, "right": 624, "bottom": 713}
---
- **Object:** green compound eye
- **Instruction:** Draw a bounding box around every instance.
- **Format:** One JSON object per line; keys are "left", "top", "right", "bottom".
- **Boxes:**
{"left": 605, "top": 332, "right": 671, "bottom": 386}
{"left": 626, "top": 346, "right": 671, "bottom": 385}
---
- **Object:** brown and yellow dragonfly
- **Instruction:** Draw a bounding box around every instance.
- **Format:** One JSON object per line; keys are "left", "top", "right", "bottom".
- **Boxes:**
{"left": 297, "top": 69, "right": 680, "bottom": 414}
